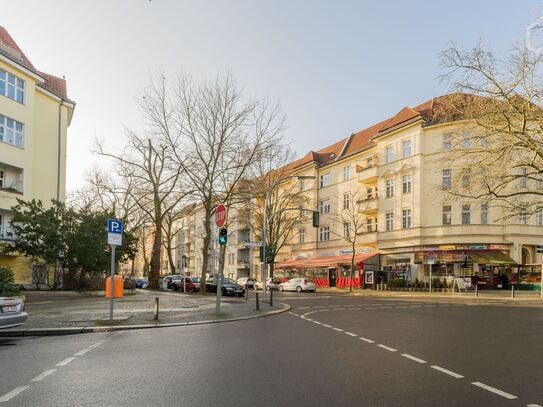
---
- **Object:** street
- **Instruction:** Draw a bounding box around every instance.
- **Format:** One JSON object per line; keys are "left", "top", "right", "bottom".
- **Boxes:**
{"left": 2, "top": 293, "right": 543, "bottom": 406}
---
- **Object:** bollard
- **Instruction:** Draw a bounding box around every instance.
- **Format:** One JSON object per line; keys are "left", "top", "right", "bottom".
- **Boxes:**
{"left": 256, "top": 292, "right": 260, "bottom": 311}
{"left": 269, "top": 289, "right": 273, "bottom": 307}
{"left": 475, "top": 284, "right": 478, "bottom": 297}
{"left": 511, "top": 285, "right": 515, "bottom": 298}
{"left": 246, "top": 285, "right": 249, "bottom": 300}
{"left": 154, "top": 297, "right": 159, "bottom": 321}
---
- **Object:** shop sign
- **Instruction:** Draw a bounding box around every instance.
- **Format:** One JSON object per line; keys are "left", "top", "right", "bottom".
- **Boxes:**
{"left": 357, "top": 247, "right": 374, "bottom": 254}
{"left": 469, "top": 244, "right": 487, "bottom": 250}
{"left": 439, "top": 245, "right": 456, "bottom": 250}
{"left": 489, "top": 244, "right": 507, "bottom": 250}
{"left": 339, "top": 249, "right": 353, "bottom": 255}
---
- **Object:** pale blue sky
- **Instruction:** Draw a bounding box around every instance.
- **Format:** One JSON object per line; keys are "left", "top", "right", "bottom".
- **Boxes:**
{"left": 2, "top": 0, "right": 542, "bottom": 189}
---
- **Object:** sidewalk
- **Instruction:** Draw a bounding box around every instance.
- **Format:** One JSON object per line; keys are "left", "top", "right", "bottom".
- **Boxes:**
{"left": 0, "top": 289, "right": 288, "bottom": 337}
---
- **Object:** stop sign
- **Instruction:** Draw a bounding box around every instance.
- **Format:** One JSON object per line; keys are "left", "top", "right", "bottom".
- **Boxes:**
{"left": 214, "top": 204, "right": 227, "bottom": 228}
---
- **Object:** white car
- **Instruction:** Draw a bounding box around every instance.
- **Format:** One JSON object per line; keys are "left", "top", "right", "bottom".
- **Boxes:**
{"left": 279, "top": 278, "right": 316, "bottom": 293}
{"left": 254, "top": 278, "right": 281, "bottom": 291}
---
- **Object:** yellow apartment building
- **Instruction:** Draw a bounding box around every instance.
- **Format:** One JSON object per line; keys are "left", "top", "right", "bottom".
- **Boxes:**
{"left": 0, "top": 26, "right": 75, "bottom": 282}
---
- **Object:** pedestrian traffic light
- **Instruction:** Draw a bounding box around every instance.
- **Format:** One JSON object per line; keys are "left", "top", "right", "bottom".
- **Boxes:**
{"left": 259, "top": 246, "right": 274, "bottom": 262}
{"left": 537, "top": 245, "right": 543, "bottom": 253}
{"left": 218, "top": 227, "right": 227, "bottom": 245}
{"left": 312, "top": 211, "right": 320, "bottom": 228}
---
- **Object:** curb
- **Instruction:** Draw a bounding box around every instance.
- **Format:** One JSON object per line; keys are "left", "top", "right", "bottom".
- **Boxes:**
{"left": 0, "top": 302, "right": 291, "bottom": 337}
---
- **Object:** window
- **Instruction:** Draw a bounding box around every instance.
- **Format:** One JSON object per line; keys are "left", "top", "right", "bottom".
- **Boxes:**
{"left": 385, "top": 212, "right": 394, "bottom": 231}
{"left": 537, "top": 210, "right": 543, "bottom": 226}
{"left": 367, "top": 218, "right": 373, "bottom": 232}
{"left": 0, "top": 69, "right": 25, "bottom": 104}
{"left": 402, "top": 140, "right": 412, "bottom": 157}
{"left": 0, "top": 114, "right": 24, "bottom": 148}
{"left": 366, "top": 157, "right": 373, "bottom": 167}
{"left": 320, "top": 199, "right": 331, "bottom": 214}
{"left": 402, "top": 209, "right": 411, "bottom": 229}
{"left": 299, "top": 178, "right": 306, "bottom": 191}
{"left": 402, "top": 174, "right": 411, "bottom": 194}
{"left": 0, "top": 170, "right": 3, "bottom": 188}
{"left": 520, "top": 167, "right": 527, "bottom": 188}
{"left": 299, "top": 204, "right": 305, "bottom": 218}
{"left": 320, "top": 173, "right": 330, "bottom": 188}
{"left": 462, "top": 131, "right": 472, "bottom": 148}
{"left": 519, "top": 209, "right": 528, "bottom": 225}
{"left": 442, "top": 169, "right": 451, "bottom": 189}
{"left": 385, "top": 179, "right": 394, "bottom": 198}
{"left": 319, "top": 226, "right": 330, "bottom": 241}
{"left": 385, "top": 146, "right": 394, "bottom": 163}
{"left": 343, "top": 223, "right": 350, "bottom": 239}
{"left": 299, "top": 229, "right": 305, "bottom": 244}
{"left": 343, "top": 166, "right": 351, "bottom": 181}
{"left": 462, "top": 205, "right": 471, "bottom": 225}
{"left": 462, "top": 173, "right": 470, "bottom": 188}
{"left": 443, "top": 134, "right": 452, "bottom": 150}
{"left": 480, "top": 135, "right": 488, "bottom": 149}
{"left": 481, "top": 204, "right": 488, "bottom": 225}
{"left": 343, "top": 193, "right": 350, "bottom": 210}
{"left": 366, "top": 187, "right": 374, "bottom": 200}
{"left": 442, "top": 205, "right": 451, "bottom": 225}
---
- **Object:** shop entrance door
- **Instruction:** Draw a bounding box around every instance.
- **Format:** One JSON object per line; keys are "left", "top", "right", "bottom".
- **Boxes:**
{"left": 328, "top": 268, "right": 337, "bottom": 287}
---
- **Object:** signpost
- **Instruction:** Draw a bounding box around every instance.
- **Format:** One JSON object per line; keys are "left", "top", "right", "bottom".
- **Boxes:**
{"left": 427, "top": 250, "right": 435, "bottom": 293}
{"left": 107, "top": 219, "right": 123, "bottom": 321}
{"left": 215, "top": 204, "right": 227, "bottom": 314}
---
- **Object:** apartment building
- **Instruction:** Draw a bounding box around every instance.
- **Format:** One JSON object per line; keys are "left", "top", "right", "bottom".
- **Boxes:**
{"left": 0, "top": 27, "right": 75, "bottom": 281}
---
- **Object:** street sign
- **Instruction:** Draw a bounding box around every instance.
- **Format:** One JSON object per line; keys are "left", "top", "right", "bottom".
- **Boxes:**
{"left": 243, "top": 241, "right": 263, "bottom": 248}
{"left": 215, "top": 204, "right": 227, "bottom": 228}
{"left": 107, "top": 219, "right": 123, "bottom": 246}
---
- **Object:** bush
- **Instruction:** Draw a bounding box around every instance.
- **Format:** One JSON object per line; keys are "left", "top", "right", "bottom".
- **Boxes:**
{"left": 0, "top": 266, "right": 22, "bottom": 296}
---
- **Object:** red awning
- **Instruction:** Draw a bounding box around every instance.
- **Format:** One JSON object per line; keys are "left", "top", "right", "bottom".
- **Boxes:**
{"left": 276, "top": 253, "right": 378, "bottom": 269}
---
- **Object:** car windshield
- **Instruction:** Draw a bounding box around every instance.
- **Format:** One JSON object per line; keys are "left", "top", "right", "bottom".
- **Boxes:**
{"left": 223, "top": 278, "right": 236, "bottom": 284}
{"left": 191, "top": 277, "right": 200, "bottom": 283}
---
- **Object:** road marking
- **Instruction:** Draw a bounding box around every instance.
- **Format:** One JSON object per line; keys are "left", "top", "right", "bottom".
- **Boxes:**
{"left": 360, "top": 337, "right": 375, "bottom": 343}
{"left": 74, "top": 348, "right": 92, "bottom": 356}
{"left": 344, "top": 332, "right": 357, "bottom": 337}
{"left": 312, "top": 321, "right": 322, "bottom": 325}
{"left": 314, "top": 306, "right": 325, "bottom": 308}
{"left": 30, "top": 369, "right": 57, "bottom": 382}
{"left": 298, "top": 306, "right": 310, "bottom": 309}
{"left": 322, "top": 324, "right": 332, "bottom": 328}
{"left": 335, "top": 308, "right": 346, "bottom": 310}
{"left": 410, "top": 305, "right": 421, "bottom": 308}
{"left": 377, "top": 344, "right": 397, "bottom": 352}
{"left": 89, "top": 342, "right": 104, "bottom": 348}
{"left": 527, "top": 404, "right": 542, "bottom": 407}
{"left": 351, "top": 307, "right": 361, "bottom": 310}
{"left": 0, "top": 386, "right": 30, "bottom": 402}
{"left": 55, "top": 357, "right": 77, "bottom": 367}
{"left": 366, "top": 307, "right": 378, "bottom": 310}
{"left": 430, "top": 365, "right": 464, "bottom": 378}
{"left": 333, "top": 328, "right": 344, "bottom": 332}
{"left": 381, "top": 306, "right": 392, "bottom": 309}
{"left": 471, "top": 382, "right": 517, "bottom": 400}
{"left": 305, "top": 318, "right": 313, "bottom": 322}
{"left": 401, "top": 354, "right": 427, "bottom": 364}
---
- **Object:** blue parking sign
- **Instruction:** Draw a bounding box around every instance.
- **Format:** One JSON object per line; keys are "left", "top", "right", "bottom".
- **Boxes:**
{"left": 107, "top": 219, "right": 123, "bottom": 245}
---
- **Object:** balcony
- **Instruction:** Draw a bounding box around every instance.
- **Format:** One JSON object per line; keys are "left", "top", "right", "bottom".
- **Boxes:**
{"left": 357, "top": 197, "right": 378, "bottom": 214}
{"left": 237, "top": 260, "right": 250, "bottom": 269}
{"left": 0, "top": 164, "right": 24, "bottom": 195}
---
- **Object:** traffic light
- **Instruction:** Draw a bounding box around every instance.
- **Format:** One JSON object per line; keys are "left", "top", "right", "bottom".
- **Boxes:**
{"left": 218, "top": 227, "right": 227, "bottom": 245}
{"left": 312, "top": 211, "right": 320, "bottom": 228}
{"left": 537, "top": 245, "right": 543, "bottom": 253}
{"left": 259, "top": 246, "right": 274, "bottom": 262}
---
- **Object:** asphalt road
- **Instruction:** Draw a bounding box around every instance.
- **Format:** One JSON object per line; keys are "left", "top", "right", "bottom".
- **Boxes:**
{"left": 1, "top": 293, "right": 543, "bottom": 406}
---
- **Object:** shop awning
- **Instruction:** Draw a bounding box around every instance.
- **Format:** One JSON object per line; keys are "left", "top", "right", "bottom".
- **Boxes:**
{"left": 276, "top": 253, "right": 378, "bottom": 269}
{"left": 468, "top": 250, "right": 517, "bottom": 265}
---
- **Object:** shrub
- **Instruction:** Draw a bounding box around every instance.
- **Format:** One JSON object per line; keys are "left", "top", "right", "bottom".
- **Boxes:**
{"left": 0, "top": 266, "right": 21, "bottom": 296}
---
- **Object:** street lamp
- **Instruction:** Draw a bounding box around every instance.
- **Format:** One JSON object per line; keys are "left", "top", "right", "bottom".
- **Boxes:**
{"left": 261, "top": 175, "right": 315, "bottom": 302}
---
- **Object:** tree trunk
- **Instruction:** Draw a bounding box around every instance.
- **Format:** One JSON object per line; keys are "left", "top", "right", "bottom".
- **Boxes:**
{"left": 199, "top": 210, "right": 212, "bottom": 294}
{"left": 350, "top": 243, "right": 355, "bottom": 293}
{"left": 150, "top": 220, "right": 162, "bottom": 289}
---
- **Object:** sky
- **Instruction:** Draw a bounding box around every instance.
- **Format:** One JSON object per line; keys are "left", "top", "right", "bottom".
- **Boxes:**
{"left": 2, "top": 0, "right": 543, "bottom": 191}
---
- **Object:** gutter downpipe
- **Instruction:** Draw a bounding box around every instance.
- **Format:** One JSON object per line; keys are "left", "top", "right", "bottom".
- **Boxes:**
{"left": 56, "top": 99, "right": 64, "bottom": 202}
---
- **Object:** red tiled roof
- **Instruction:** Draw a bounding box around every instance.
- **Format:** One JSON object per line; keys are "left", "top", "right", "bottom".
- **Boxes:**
{"left": 377, "top": 106, "right": 421, "bottom": 134}
{"left": 0, "top": 26, "right": 70, "bottom": 100}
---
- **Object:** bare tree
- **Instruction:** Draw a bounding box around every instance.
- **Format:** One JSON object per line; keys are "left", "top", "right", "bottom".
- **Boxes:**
{"left": 139, "top": 73, "right": 284, "bottom": 293}
{"left": 439, "top": 42, "right": 543, "bottom": 219}
{"left": 95, "top": 132, "right": 189, "bottom": 288}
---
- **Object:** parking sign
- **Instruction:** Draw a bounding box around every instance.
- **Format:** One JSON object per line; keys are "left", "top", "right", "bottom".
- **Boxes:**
{"left": 107, "top": 219, "right": 123, "bottom": 246}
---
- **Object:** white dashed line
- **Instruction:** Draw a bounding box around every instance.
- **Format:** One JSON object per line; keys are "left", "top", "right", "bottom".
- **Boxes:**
{"left": 527, "top": 404, "right": 542, "bottom": 407}
{"left": 314, "top": 306, "right": 325, "bottom": 308}
{"left": 344, "top": 332, "right": 357, "bottom": 337}
{"left": 312, "top": 321, "right": 322, "bottom": 325}
{"left": 471, "top": 382, "right": 517, "bottom": 400}
{"left": 0, "top": 386, "right": 30, "bottom": 402}
{"left": 74, "top": 348, "right": 92, "bottom": 356}
{"left": 409, "top": 305, "right": 421, "bottom": 308}
{"left": 298, "top": 306, "right": 310, "bottom": 309}
{"left": 377, "top": 344, "right": 397, "bottom": 352}
{"left": 333, "top": 328, "right": 344, "bottom": 332}
{"left": 89, "top": 342, "right": 104, "bottom": 348}
{"left": 430, "top": 365, "right": 464, "bottom": 379}
{"left": 359, "top": 337, "right": 375, "bottom": 343}
{"left": 55, "top": 357, "right": 77, "bottom": 367}
{"left": 30, "top": 369, "right": 57, "bottom": 382}
{"left": 322, "top": 324, "right": 332, "bottom": 328}
{"left": 401, "top": 354, "right": 426, "bottom": 364}
{"left": 335, "top": 308, "right": 346, "bottom": 310}
{"left": 305, "top": 318, "right": 313, "bottom": 322}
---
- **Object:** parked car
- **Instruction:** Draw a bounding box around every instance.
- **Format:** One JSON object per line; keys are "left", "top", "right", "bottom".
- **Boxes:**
{"left": 0, "top": 297, "right": 28, "bottom": 329}
{"left": 254, "top": 277, "right": 281, "bottom": 291}
{"left": 161, "top": 274, "right": 184, "bottom": 289}
{"left": 279, "top": 278, "right": 316, "bottom": 293}
{"left": 191, "top": 277, "right": 202, "bottom": 291}
{"left": 205, "top": 277, "right": 245, "bottom": 296}
{"left": 236, "top": 277, "right": 257, "bottom": 289}
{"left": 172, "top": 277, "right": 196, "bottom": 293}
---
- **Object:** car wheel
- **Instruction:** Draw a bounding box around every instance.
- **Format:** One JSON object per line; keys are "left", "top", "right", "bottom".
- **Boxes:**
{"left": 296, "top": 286, "right": 302, "bottom": 292}
{"left": 221, "top": 287, "right": 227, "bottom": 296}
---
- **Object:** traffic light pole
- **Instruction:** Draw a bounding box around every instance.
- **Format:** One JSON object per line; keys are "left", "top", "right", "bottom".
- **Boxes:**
{"left": 216, "top": 243, "right": 225, "bottom": 314}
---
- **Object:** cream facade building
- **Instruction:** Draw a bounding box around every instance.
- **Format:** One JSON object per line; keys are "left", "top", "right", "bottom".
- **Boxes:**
{"left": 0, "top": 27, "right": 75, "bottom": 282}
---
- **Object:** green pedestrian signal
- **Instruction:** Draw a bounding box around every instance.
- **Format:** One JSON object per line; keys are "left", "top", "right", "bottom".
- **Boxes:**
{"left": 218, "top": 227, "right": 228, "bottom": 245}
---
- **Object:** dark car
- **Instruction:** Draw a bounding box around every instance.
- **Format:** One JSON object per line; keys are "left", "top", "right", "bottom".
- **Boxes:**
{"left": 172, "top": 277, "right": 196, "bottom": 293}
{"left": 135, "top": 278, "right": 149, "bottom": 289}
{"left": 205, "top": 277, "right": 245, "bottom": 297}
